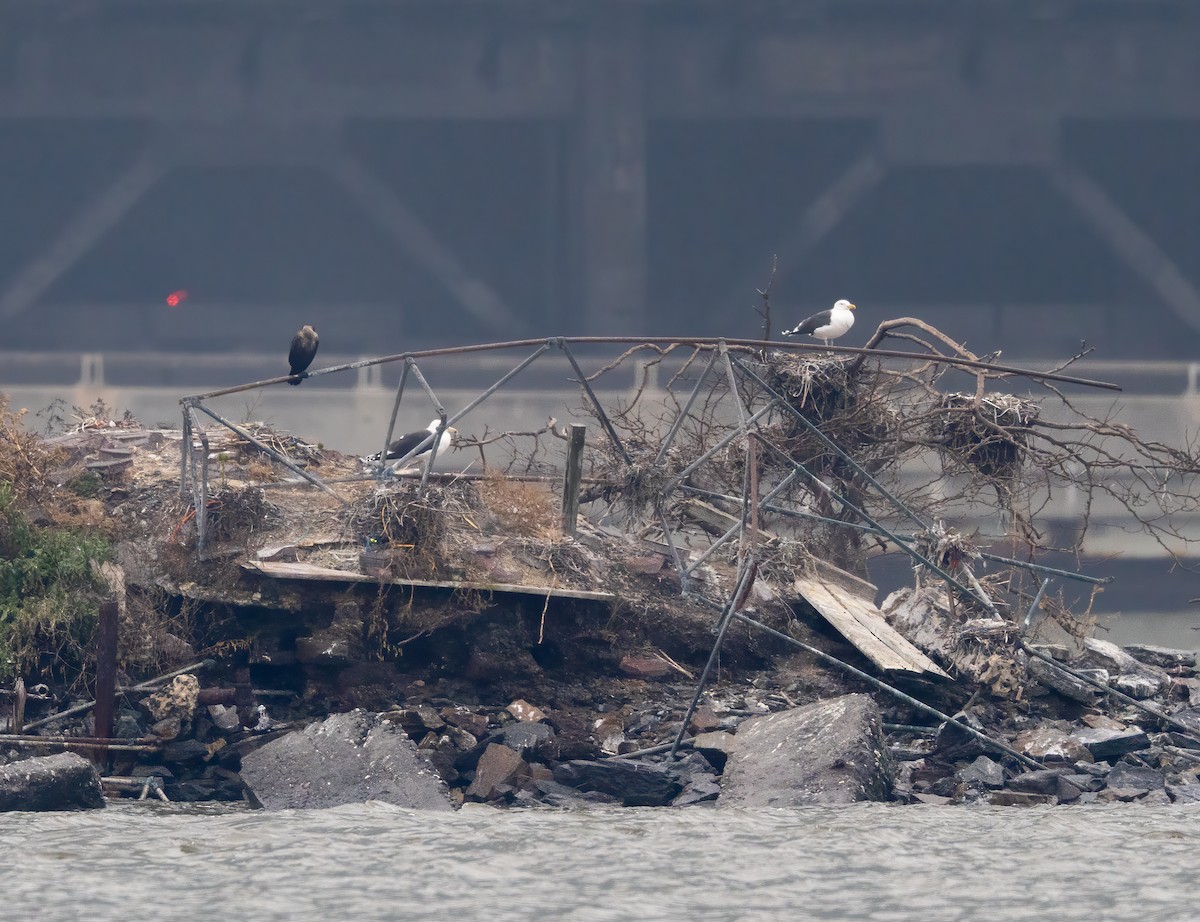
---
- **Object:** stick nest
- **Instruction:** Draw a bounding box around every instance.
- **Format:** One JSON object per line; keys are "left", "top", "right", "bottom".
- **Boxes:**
{"left": 936, "top": 393, "right": 1040, "bottom": 479}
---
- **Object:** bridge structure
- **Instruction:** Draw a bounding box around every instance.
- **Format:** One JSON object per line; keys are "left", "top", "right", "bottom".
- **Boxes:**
{"left": 0, "top": 0, "right": 1199, "bottom": 358}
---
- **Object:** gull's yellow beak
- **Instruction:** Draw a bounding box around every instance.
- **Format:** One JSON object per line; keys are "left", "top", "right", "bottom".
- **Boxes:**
{"left": 848, "top": 302, "right": 857, "bottom": 310}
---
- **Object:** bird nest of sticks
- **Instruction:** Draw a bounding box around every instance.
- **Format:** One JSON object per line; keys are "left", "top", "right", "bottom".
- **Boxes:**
{"left": 348, "top": 481, "right": 482, "bottom": 576}
{"left": 764, "top": 352, "right": 862, "bottom": 425}
{"left": 936, "top": 393, "right": 1040, "bottom": 480}
{"left": 594, "top": 452, "right": 679, "bottom": 520}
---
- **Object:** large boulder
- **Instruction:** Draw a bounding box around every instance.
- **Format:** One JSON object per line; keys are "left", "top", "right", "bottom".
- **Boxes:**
{"left": 240, "top": 710, "right": 454, "bottom": 811}
{"left": 719, "top": 694, "right": 894, "bottom": 807}
{"left": 0, "top": 752, "right": 105, "bottom": 812}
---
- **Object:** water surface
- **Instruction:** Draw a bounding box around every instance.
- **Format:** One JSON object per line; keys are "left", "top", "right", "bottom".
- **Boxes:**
{"left": 2, "top": 801, "right": 1194, "bottom": 921}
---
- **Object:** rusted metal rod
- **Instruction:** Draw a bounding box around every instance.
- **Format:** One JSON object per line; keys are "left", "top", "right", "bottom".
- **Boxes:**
{"left": 23, "top": 660, "right": 216, "bottom": 731}
{"left": 185, "top": 336, "right": 1121, "bottom": 401}
{"left": 92, "top": 599, "right": 119, "bottom": 750}
{"left": 187, "top": 400, "right": 346, "bottom": 505}
{"left": 727, "top": 611, "right": 1044, "bottom": 771}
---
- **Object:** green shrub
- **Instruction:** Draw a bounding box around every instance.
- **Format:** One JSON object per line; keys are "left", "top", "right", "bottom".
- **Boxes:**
{"left": 0, "top": 482, "right": 112, "bottom": 683}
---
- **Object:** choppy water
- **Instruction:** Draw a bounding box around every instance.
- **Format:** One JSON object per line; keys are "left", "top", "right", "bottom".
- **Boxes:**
{"left": 2, "top": 802, "right": 1196, "bottom": 921}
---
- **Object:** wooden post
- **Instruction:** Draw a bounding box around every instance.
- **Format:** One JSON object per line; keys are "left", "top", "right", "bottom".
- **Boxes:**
{"left": 561, "top": 424, "right": 587, "bottom": 535}
{"left": 10, "top": 678, "right": 25, "bottom": 735}
{"left": 92, "top": 599, "right": 119, "bottom": 756}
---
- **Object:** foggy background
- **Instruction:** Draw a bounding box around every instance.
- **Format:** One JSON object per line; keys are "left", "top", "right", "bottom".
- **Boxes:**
{"left": 1, "top": 1, "right": 1199, "bottom": 634}
{"left": 0, "top": 1, "right": 1197, "bottom": 360}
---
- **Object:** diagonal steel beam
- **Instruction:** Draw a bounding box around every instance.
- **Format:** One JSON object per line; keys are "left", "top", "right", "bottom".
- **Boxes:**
{"left": 0, "top": 153, "right": 168, "bottom": 319}
{"left": 326, "top": 154, "right": 521, "bottom": 331}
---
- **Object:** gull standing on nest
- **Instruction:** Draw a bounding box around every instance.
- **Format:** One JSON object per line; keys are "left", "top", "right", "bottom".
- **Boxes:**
{"left": 782, "top": 299, "right": 856, "bottom": 346}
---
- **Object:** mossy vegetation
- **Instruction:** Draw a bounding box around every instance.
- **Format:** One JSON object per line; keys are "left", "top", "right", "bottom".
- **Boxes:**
{"left": 0, "top": 398, "right": 115, "bottom": 684}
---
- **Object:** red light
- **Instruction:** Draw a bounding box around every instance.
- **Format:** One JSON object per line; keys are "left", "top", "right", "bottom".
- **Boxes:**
{"left": 166, "top": 289, "right": 188, "bottom": 307}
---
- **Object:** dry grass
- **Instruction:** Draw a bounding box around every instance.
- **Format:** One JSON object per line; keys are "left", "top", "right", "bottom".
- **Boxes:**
{"left": 475, "top": 469, "right": 559, "bottom": 538}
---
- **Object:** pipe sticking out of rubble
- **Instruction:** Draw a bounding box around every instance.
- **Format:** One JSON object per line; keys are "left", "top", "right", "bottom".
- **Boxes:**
{"left": 22, "top": 660, "right": 216, "bottom": 731}
{"left": 1018, "top": 641, "right": 1200, "bottom": 741}
{"left": 725, "top": 610, "right": 1045, "bottom": 771}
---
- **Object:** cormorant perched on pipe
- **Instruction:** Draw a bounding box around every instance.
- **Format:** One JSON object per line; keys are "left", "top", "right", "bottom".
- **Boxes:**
{"left": 288, "top": 325, "right": 319, "bottom": 385}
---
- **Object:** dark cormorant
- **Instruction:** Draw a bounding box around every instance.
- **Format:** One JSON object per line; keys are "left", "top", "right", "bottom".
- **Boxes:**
{"left": 287, "top": 324, "right": 319, "bottom": 385}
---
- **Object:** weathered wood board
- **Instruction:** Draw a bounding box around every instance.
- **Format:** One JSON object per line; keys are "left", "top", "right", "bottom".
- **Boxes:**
{"left": 243, "top": 560, "right": 616, "bottom": 603}
{"left": 793, "top": 559, "right": 950, "bottom": 680}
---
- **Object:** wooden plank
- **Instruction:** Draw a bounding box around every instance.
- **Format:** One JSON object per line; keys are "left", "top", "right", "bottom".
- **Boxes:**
{"left": 793, "top": 560, "right": 950, "bottom": 679}
{"left": 243, "top": 560, "right": 617, "bottom": 603}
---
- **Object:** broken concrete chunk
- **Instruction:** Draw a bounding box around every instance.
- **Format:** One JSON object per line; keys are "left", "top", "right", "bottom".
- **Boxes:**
{"left": 719, "top": 694, "right": 894, "bottom": 807}
{"left": 553, "top": 759, "right": 682, "bottom": 807}
{"left": 506, "top": 700, "right": 547, "bottom": 723}
{"left": 0, "top": 753, "right": 106, "bottom": 812}
{"left": 1123, "top": 644, "right": 1197, "bottom": 671}
{"left": 1026, "top": 656, "right": 1100, "bottom": 704}
{"left": 466, "top": 743, "right": 528, "bottom": 802}
{"left": 593, "top": 715, "right": 626, "bottom": 755}
{"left": 239, "top": 710, "right": 453, "bottom": 811}
{"left": 1013, "top": 727, "right": 1093, "bottom": 763}
{"left": 956, "top": 756, "right": 1005, "bottom": 788}
{"left": 142, "top": 673, "right": 201, "bottom": 722}
{"left": 1105, "top": 762, "right": 1165, "bottom": 794}
{"left": 1070, "top": 727, "right": 1150, "bottom": 762}
{"left": 989, "top": 790, "right": 1057, "bottom": 807}
{"left": 619, "top": 654, "right": 674, "bottom": 680}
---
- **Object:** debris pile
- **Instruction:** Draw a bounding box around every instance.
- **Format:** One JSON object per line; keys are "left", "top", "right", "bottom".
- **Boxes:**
{"left": 4, "top": 324, "right": 1200, "bottom": 810}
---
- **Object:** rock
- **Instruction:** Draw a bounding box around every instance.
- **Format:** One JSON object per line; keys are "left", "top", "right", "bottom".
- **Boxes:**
{"left": 533, "top": 778, "right": 619, "bottom": 808}
{"left": 553, "top": 759, "right": 682, "bottom": 807}
{"left": 1166, "top": 783, "right": 1200, "bottom": 804}
{"left": 1081, "top": 713, "right": 1127, "bottom": 730}
{"left": 142, "top": 674, "right": 200, "bottom": 722}
{"left": 1026, "top": 656, "right": 1099, "bottom": 704}
{"left": 507, "top": 700, "right": 547, "bottom": 723}
{"left": 0, "top": 753, "right": 105, "bottom": 812}
{"left": 933, "top": 713, "right": 990, "bottom": 760}
{"left": 957, "top": 756, "right": 1005, "bottom": 788}
{"left": 673, "top": 778, "right": 721, "bottom": 806}
{"left": 1105, "top": 762, "right": 1165, "bottom": 793}
{"left": 691, "top": 731, "right": 735, "bottom": 771}
{"left": 1008, "top": 768, "right": 1078, "bottom": 799}
{"left": 688, "top": 705, "right": 722, "bottom": 734}
{"left": 1114, "top": 674, "right": 1166, "bottom": 700}
{"left": 593, "top": 715, "right": 625, "bottom": 754}
{"left": 719, "top": 694, "right": 893, "bottom": 807}
{"left": 240, "top": 710, "right": 453, "bottom": 811}
{"left": 1122, "top": 644, "right": 1196, "bottom": 671}
{"left": 442, "top": 707, "right": 489, "bottom": 738}
{"left": 499, "top": 720, "right": 554, "bottom": 752}
{"left": 990, "top": 791, "right": 1057, "bottom": 807}
{"left": 163, "top": 739, "right": 210, "bottom": 763}
{"left": 1013, "top": 727, "right": 1093, "bottom": 763}
{"left": 208, "top": 704, "right": 242, "bottom": 731}
{"left": 1070, "top": 727, "right": 1150, "bottom": 762}
{"left": 1081, "top": 638, "right": 1171, "bottom": 698}
{"left": 466, "top": 743, "right": 528, "bottom": 802}
{"left": 150, "top": 716, "right": 183, "bottom": 740}
{"left": 619, "top": 654, "right": 674, "bottom": 680}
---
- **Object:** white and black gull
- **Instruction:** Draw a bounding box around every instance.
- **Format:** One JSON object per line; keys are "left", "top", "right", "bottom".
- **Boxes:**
{"left": 782, "top": 299, "right": 856, "bottom": 346}
{"left": 364, "top": 418, "right": 458, "bottom": 470}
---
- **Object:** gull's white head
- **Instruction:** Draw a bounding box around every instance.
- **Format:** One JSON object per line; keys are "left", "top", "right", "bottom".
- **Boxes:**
{"left": 426, "top": 419, "right": 459, "bottom": 443}
{"left": 834, "top": 299, "right": 856, "bottom": 312}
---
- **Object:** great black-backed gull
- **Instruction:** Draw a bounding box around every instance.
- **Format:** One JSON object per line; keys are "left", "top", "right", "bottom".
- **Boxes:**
{"left": 365, "top": 419, "right": 458, "bottom": 468}
{"left": 782, "top": 299, "right": 856, "bottom": 345}
{"left": 287, "top": 325, "right": 319, "bottom": 385}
